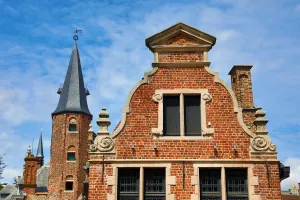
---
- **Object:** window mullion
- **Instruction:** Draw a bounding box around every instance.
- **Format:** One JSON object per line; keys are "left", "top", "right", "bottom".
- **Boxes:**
{"left": 140, "top": 167, "right": 144, "bottom": 200}
{"left": 180, "top": 93, "right": 184, "bottom": 137}
{"left": 221, "top": 167, "right": 226, "bottom": 200}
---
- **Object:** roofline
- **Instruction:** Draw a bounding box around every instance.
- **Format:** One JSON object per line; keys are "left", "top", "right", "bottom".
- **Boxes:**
{"left": 145, "top": 22, "right": 216, "bottom": 49}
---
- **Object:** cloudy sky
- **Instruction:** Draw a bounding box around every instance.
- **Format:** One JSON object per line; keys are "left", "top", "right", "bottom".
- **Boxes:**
{"left": 0, "top": 0, "right": 299, "bottom": 190}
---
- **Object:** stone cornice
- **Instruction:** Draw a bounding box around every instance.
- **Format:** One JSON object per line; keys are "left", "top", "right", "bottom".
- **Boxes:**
{"left": 152, "top": 62, "right": 211, "bottom": 68}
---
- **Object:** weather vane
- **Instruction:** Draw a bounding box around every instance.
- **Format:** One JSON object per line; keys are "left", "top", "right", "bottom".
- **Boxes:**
{"left": 73, "top": 27, "right": 82, "bottom": 41}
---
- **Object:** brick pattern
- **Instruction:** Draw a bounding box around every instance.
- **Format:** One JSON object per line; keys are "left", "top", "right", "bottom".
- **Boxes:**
{"left": 48, "top": 113, "right": 91, "bottom": 200}
{"left": 230, "top": 67, "right": 254, "bottom": 108}
{"left": 242, "top": 109, "right": 257, "bottom": 132}
{"left": 158, "top": 52, "right": 203, "bottom": 63}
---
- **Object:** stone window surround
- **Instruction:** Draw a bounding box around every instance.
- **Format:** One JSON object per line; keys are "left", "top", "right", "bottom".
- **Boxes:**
{"left": 65, "top": 175, "right": 74, "bottom": 192}
{"left": 151, "top": 89, "right": 214, "bottom": 140}
{"left": 191, "top": 163, "right": 260, "bottom": 200}
{"left": 106, "top": 163, "right": 176, "bottom": 200}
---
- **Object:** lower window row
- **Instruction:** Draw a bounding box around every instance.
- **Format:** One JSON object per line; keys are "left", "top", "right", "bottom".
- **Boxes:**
{"left": 117, "top": 168, "right": 248, "bottom": 200}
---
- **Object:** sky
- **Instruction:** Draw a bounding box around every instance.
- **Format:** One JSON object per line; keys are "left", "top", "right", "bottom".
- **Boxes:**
{"left": 0, "top": 0, "right": 299, "bottom": 191}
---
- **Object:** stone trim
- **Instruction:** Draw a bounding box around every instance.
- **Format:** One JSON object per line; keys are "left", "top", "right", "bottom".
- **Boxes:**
{"left": 204, "top": 66, "right": 255, "bottom": 138}
{"left": 108, "top": 163, "right": 176, "bottom": 200}
{"left": 151, "top": 89, "right": 214, "bottom": 139}
{"left": 88, "top": 159, "right": 279, "bottom": 164}
{"left": 192, "top": 163, "right": 260, "bottom": 200}
{"left": 111, "top": 67, "right": 159, "bottom": 139}
{"left": 152, "top": 62, "right": 211, "bottom": 68}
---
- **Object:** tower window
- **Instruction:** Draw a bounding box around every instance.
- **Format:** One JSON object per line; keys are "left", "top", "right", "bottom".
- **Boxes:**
{"left": 69, "top": 118, "right": 77, "bottom": 132}
{"left": 67, "top": 152, "right": 76, "bottom": 161}
{"left": 65, "top": 181, "right": 73, "bottom": 191}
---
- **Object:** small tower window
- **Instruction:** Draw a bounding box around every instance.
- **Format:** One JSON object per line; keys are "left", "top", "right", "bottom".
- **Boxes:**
{"left": 69, "top": 118, "right": 77, "bottom": 132}
{"left": 67, "top": 146, "right": 76, "bottom": 161}
{"left": 65, "top": 175, "right": 74, "bottom": 191}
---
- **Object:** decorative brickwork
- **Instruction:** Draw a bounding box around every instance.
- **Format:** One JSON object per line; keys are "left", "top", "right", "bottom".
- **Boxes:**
{"left": 48, "top": 113, "right": 91, "bottom": 200}
{"left": 23, "top": 149, "right": 40, "bottom": 195}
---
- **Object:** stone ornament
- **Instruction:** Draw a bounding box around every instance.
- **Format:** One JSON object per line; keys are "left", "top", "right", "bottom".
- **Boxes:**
{"left": 251, "top": 135, "right": 276, "bottom": 151}
{"left": 251, "top": 107, "right": 276, "bottom": 154}
{"left": 93, "top": 136, "right": 115, "bottom": 152}
{"left": 151, "top": 128, "right": 163, "bottom": 137}
{"left": 202, "top": 93, "right": 212, "bottom": 102}
{"left": 90, "top": 107, "right": 115, "bottom": 153}
{"left": 152, "top": 93, "right": 162, "bottom": 102}
{"left": 202, "top": 128, "right": 214, "bottom": 136}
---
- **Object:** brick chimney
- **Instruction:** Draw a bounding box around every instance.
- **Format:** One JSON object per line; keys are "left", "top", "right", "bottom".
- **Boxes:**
{"left": 228, "top": 65, "right": 254, "bottom": 108}
{"left": 23, "top": 146, "right": 40, "bottom": 195}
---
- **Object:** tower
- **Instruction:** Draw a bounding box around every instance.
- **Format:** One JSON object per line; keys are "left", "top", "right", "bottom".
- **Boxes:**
{"left": 48, "top": 39, "right": 92, "bottom": 200}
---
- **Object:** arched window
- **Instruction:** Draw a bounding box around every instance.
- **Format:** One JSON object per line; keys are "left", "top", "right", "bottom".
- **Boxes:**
{"left": 69, "top": 118, "right": 77, "bottom": 132}
{"left": 65, "top": 175, "right": 74, "bottom": 191}
{"left": 67, "top": 146, "right": 76, "bottom": 161}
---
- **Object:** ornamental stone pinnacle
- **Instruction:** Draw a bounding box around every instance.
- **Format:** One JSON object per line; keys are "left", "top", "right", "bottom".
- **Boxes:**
{"left": 253, "top": 106, "right": 268, "bottom": 135}
{"left": 27, "top": 146, "right": 32, "bottom": 157}
{"left": 96, "top": 108, "right": 111, "bottom": 135}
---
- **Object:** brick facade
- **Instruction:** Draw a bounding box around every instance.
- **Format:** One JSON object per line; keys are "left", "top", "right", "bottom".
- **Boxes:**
{"left": 86, "top": 23, "right": 282, "bottom": 200}
{"left": 48, "top": 113, "right": 91, "bottom": 200}
{"left": 23, "top": 155, "right": 41, "bottom": 195}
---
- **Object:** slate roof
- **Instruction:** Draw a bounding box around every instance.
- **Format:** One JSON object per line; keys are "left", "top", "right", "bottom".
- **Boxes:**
{"left": 0, "top": 184, "right": 17, "bottom": 195}
{"left": 52, "top": 41, "right": 92, "bottom": 117}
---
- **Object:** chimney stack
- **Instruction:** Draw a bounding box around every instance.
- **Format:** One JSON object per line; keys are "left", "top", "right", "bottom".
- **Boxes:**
{"left": 229, "top": 65, "right": 254, "bottom": 108}
{"left": 23, "top": 146, "right": 39, "bottom": 195}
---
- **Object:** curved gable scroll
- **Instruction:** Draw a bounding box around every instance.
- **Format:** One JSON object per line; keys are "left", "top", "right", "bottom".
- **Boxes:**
{"left": 204, "top": 66, "right": 255, "bottom": 138}
{"left": 111, "top": 67, "right": 159, "bottom": 139}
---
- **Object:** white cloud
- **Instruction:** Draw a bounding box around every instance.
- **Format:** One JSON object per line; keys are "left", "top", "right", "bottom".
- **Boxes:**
{"left": 281, "top": 157, "right": 300, "bottom": 190}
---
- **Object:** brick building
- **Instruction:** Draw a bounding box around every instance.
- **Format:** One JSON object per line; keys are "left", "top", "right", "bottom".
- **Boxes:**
{"left": 8, "top": 23, "right": 290, "bottom": 200}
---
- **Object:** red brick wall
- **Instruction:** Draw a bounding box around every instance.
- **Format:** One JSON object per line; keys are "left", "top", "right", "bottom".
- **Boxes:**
{"left": 23, "top": 156, "right": 40, "bottom": 195}
{"left": 158, "top": 52, "right": 203, "bottom": 62}
{"left": 48, "top": 113, "right": 91, "bottom": 200}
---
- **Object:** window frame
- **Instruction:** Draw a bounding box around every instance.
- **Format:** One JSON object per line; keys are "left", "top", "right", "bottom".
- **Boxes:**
{"left": 152, "top": 89, "right": 214, "bottom": 140}
{"left": 67, "top": 151, "right": 76, "bottom": 162}
{"left": 68, "top": 118, "right": 78, "bottom": 133}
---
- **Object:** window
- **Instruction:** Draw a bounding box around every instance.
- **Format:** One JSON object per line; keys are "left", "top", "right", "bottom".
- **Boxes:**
{"left": 69, "top": 118, "right": 77, "bottom": 132}
{"left": 163, "top": 94, "right": 201, "bottom": 136}
{"left": 67, "top": 152, "right": 75, "bottom": 161}
{"left": 65, "top": 175, "right": 73, "bottom": 191}
{"left": 118, "top": 168, "right": 140, "bottom": 200}
{"left": 184, "top": 95, "right": 201, "bottom": 136}
{"left": 144, "top": 168, "right": 165, "bottom": 200}
{"left": 226, "top": 169, "right": 248, "bottom": 200}
{"left": 163, "top": 96, "right": 180, "bottom": 136}
{"left": 117, "top": 168, "right": 166, "bottom": 200}
{"left": 200, "top": 168, "right": 221, "bottom": 200}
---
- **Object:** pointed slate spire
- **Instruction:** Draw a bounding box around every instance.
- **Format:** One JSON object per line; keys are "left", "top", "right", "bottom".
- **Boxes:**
{"left": 36, "top": 128, "right": 44, "bottom": 166}
{"left": 52, "top": 40, "right": 92, "bottom": 117}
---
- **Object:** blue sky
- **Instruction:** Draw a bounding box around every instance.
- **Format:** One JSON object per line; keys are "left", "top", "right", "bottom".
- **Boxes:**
{"left": 0, "top": 0, "right": 299, "bottom": 190}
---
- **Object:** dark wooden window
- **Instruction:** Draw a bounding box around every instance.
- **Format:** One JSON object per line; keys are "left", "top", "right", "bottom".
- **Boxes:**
{"left": 118, "top": 168, "right": 140, "bottom": 200}
{"left": 69, "top": 124, "right": 77, "bottom": 132}
{"left": 144, "top": 168, "right": 165, "bottom": 200}
{"left": 200, "top": 168, "right": 221, "bottom": 200}
{"left": 163, "top": 96, "right": 180, "bottom": 136}
{"left": 226, "top": 169, "right": 248, "bottom": 200}
{"left": 184, "top": 95, "right": 201, "bottom": 136}
{"left": 67, "top": 152, "right": 75, "bottom": 161}
{"left": 65, "top": 181, "right": 73, "bottom": 191}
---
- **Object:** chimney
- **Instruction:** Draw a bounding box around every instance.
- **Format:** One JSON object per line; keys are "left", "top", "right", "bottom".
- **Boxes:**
{"left": 228, "top": 65, "right": 254, "bottom": 108}
{"left": 23, "top": 146, "right": 39, "bottom": 195}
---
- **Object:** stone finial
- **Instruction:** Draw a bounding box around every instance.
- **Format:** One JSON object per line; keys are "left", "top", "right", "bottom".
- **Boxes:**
{"left": 253, "top": 107, "right": 268, "bottom": 135}
{"left": 88, "top": 123, "right": 94, "bottom": 141}
{"left": 96, "top": 108, "right": 111, "bottom": 135}
{"left": 27, "top": 146, "right": 32, "bottom": 157}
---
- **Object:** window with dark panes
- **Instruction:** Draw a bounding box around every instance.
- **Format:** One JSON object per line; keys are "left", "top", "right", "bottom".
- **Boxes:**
{"left": 184, "top": 95, "right": 201, "bottom": 136}
{"left": 67, "top": 152, "right": 75, "bottom": 161}
{"left": 69, "top": 124, "right": 77, "bottom": 132}
{"left": 118, "top": 168, "right": 140, "bottom": 200}
{"left": 200, "top": 168, "right": 221, "bottom": 200}
{"left": 65, "top": 181, "right": 73, "bottom": 191}
{"left": 144, "top": 168, "right": 165, "bottom": 200}
{"left": 226, "top": 169, "right": 248, "bottom": 200}
{"left": 163, "top": 96, "right": 180, "bottom": 136}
